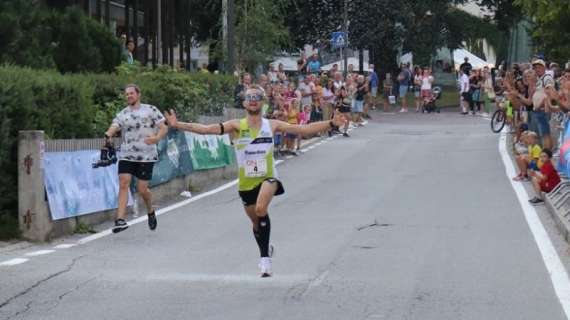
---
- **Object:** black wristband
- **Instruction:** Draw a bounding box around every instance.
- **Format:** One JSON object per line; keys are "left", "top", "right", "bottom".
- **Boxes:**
{"left": 219, "top": 123, "right": 225, "bottom": 135}
{"left": 329, "top": 120, "right": 337, "bottom": 129}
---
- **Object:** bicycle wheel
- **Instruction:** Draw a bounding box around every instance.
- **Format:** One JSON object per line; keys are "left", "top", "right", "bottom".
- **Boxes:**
{"left": 491, "top": 109, "right": 506, "bottom": 133}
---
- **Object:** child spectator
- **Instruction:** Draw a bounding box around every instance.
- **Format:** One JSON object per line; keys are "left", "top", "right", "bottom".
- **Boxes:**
{"left": 514, "top": 131, "right": 542, "bottom": 181}
{"left": 272, "top": 103, "right": 287, "bottom": 157}
{"left": 529, "top": 149, "right": 561, "bottom": 205}
{"left": 285, "top": 103, "right": 299, "bottom": 155}
{"left": 296, "top": 104, "right": 310, "bottom": 151}
{"left": 299, "top": 105, "right": 310, "bottom": 125}
{"left": 515, "top": 131, "right": 529, "bottom": 157}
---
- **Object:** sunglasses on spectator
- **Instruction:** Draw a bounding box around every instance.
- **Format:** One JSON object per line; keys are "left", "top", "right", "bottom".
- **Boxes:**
{"left": 245, "top": 94, "right": 263, "bottom": 101}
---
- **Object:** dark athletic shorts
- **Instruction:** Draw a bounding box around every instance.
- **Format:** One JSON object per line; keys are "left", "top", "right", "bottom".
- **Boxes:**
{"left": 238, "top": 178, "right": 285, "bottom": 206}
{"left": 118, "top": 160, "right": 155, "bottom": 181}
{"left": 338, "top": 106, "right": 351, "bottom": 113}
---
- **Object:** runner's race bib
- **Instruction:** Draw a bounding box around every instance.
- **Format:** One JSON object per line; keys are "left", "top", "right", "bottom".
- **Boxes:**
{"left": 245, "top": 159, "right": 267, "bottom": 177}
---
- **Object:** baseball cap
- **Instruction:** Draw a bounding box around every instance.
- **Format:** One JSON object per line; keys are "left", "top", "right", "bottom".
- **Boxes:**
{"left": 532, "top": 59, "right": 546, "bottom": 67}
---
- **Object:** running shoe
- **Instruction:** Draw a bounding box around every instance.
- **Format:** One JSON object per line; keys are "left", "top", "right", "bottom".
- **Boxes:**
{"left": 528, "top": 197, "right": 544, "bottom": 205}
{"left": 148, "top": 211, "right": 157, "bottom": 231}
{"left": 259, "top": 257, "right": 272, "bottom": 278}
{"left": 343, "top": 132, "right": 350, "bottom": 137}
{"left": 112, "top": 219, "right": 128, "bottom": 233}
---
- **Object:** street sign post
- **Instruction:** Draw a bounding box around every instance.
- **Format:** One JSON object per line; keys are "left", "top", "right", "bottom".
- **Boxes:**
{"left": 331, "top": 32, "right": 347, "bottom": 49}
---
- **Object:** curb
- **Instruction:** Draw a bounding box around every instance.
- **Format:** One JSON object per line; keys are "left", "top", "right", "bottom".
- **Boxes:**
{"left": 545, "top": 184, "right": 570, "bottom": 243}
{"left": 507, "top": 132, "right": 570, "bottom": 244}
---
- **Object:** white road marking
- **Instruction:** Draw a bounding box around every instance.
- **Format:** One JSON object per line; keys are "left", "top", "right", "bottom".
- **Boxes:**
{"left": 285, "top": 155, "right": 294, "bottom": 160}
{"left": 499, "top": 131, "right": 570, "bottom": 319}
{"left": 0, "top": 258, "right": 29, "bottom": 267}
{"left": 2, "top": 133, "right": 351, "bottom": 268}
{"left": 54, "top": 244, "right": 76, "bottom": 249}
{"left": 78, "top": 180, "right": 239, "bottom": 245}
{"left": 75, "top": 137, "right": 338, "bottom": 246}
{"left": 74, "top": 129, "right": 360, "bottom": 247}
{"left": 25, "top": 250, "right": 55, "bottom": 257}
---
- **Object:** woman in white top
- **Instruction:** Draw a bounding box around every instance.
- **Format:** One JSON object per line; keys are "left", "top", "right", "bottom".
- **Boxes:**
{"left": 413, "top": 67, "right": 422, "bottom": 112}
{"left": 420, "top": 68, "right": 434, "bottom": 112}
{"left": 421, "top": 68, "right": 434, "bottom": 98}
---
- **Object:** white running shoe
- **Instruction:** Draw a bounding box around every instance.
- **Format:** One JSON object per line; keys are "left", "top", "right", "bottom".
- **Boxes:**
{"left": 259, "top": 257, "right": 272, "bottom": 278}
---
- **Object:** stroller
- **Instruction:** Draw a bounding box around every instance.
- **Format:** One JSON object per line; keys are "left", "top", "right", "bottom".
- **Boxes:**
{"left": 423, "top": 86, "right": 442, "bottom": 113}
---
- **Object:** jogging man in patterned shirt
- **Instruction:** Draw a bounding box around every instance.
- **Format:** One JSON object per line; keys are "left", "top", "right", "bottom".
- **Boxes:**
{"left": 104, "top": 84, "right": 168, "bottom": 233}
{"left": 164, "top": 85, "right": 346, "bottom": 277}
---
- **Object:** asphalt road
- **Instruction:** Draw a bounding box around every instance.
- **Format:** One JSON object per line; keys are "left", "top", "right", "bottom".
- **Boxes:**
{"left": 1, "top": 111, "right": 569, "bottom": 320}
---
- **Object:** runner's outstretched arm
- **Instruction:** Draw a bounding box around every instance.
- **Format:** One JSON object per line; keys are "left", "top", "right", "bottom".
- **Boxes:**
{"left": 164, "top": 109, "right": 238, "bottom": 135}
{"left": 273, "top": 111, "right": 346, "bottom": 136}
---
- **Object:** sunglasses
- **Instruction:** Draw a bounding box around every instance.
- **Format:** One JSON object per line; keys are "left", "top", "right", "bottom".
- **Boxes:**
{"left": 245, "top": 94, "right": 263, "bottom": 102}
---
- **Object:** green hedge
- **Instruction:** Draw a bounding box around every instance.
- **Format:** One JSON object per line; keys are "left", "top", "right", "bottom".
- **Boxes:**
{"left": 0, "top": 65, "right": 236, "bottom": 235}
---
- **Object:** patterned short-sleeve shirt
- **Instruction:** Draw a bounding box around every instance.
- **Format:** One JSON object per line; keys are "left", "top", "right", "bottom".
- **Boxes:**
{"left": 111, "top": 104, "right": 165, "bottom": 162}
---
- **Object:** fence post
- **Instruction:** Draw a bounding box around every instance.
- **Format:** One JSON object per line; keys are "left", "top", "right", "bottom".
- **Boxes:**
{"left": 18, "top": 131, "right": 51, "bottom": 241}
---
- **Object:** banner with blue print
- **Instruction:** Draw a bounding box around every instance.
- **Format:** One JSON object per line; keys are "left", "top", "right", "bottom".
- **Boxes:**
{"left": 43, "top": 150, "right": 133, "bottom": 220}
{"left": 149, "top": 129, "right": 194, "bottom": 187}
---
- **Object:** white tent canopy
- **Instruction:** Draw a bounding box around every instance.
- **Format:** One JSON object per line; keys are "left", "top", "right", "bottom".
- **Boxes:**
{"left": 321, "top": 57, "right": 372, "bottom": 72}
{"left": 451, "top": 48, "right": 494, "bottom": 69}
{"left": 270, "top": 56, "right": 298, "bottom": 72}
{"left": 400, "top": 52, "right": 413, "bottom": 66}
{"left": 401, "top": 48, "right": 494, "bottom": 70}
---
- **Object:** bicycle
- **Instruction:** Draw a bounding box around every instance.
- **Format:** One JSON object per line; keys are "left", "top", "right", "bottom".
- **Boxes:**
{"left": 490, "top": 96, "right": 511, "bottom": 133}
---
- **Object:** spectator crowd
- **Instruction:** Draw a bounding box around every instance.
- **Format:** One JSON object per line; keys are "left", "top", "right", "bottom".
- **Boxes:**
{"left": 233, "top": 53, "right": 442, "bottom": 156}
{"left": 474, "top": 56, "right": 570, "bottom": 205}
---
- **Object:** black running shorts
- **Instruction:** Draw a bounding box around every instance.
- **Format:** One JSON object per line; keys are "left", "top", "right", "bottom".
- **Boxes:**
{"left": 118, "top": 160, "right": 155, "bottom": 181}
{"left": 238, "top": 178, "right": 285, "bottom": 206}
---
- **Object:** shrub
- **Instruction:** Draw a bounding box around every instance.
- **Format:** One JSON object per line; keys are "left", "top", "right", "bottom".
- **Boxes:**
{"left": 0, "top": 65, "right": 236, "bottom": 235}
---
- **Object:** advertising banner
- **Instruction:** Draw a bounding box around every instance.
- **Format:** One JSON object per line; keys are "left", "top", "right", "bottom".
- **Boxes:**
{"left": 185, "top": 132, "right": 234, "bottom": 170}
{"left": 43, "top": 150, "right": 133, "bottom": 220}
{"left": 150, "top": 130, "right": 193, "bottom": 187}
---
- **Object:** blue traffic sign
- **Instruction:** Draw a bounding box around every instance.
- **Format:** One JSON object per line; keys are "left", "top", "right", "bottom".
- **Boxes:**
{"left": 331, "top": 32, "right": 347, "bottom": 49}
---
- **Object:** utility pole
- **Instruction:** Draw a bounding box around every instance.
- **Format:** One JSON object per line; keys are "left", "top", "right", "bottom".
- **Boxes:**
{"left": 343, "top": 0, "right": 348, "bottom": 77}
{"left": 227, "top": 0, "right": 235, "bottom": 74}
{"left": 222, "top": 0, "right": 227, "bottom": 73}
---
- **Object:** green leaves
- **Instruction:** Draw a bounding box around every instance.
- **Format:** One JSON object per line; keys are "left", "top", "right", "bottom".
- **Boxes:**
{"left": 234, "top": 0, "right": 291, "bottom": 71}
{"left": 0, "top": 1, "right": 122, "bottom": 74}
{"left": 0, "top": 65, "right": 236, "bottom": 233}
{"left": 515, "top": 0, "right": 570, "bottom": 63}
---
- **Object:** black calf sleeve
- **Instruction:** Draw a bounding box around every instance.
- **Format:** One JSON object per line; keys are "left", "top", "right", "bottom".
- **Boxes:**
{"left": 257, "top": 215, "right": 271, "bottom": 257}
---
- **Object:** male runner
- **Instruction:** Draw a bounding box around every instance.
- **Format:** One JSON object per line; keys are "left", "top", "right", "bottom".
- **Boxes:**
{"left": 164, "top": 86, "right": 346, "bottom": 277}
{"left": 104, "top": 84, "right": 168, "bottom": 233}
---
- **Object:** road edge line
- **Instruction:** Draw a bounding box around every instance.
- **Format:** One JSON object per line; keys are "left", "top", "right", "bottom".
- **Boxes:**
{"left": 499, "top": 131, "right": 570, "bottom": 318}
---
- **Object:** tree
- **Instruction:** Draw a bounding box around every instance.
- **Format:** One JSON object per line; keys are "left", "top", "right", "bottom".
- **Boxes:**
{"left": 515, "top": 0, "right": 570, "bottom": 63}
{"left": 0, "top": 1, "right": 122, "bottom": 73}
{"left": 284, "top": 0, "right": 343, "bottom": 50}
{"left": 234, "top": 0, "right": 290, "bottom": 72}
